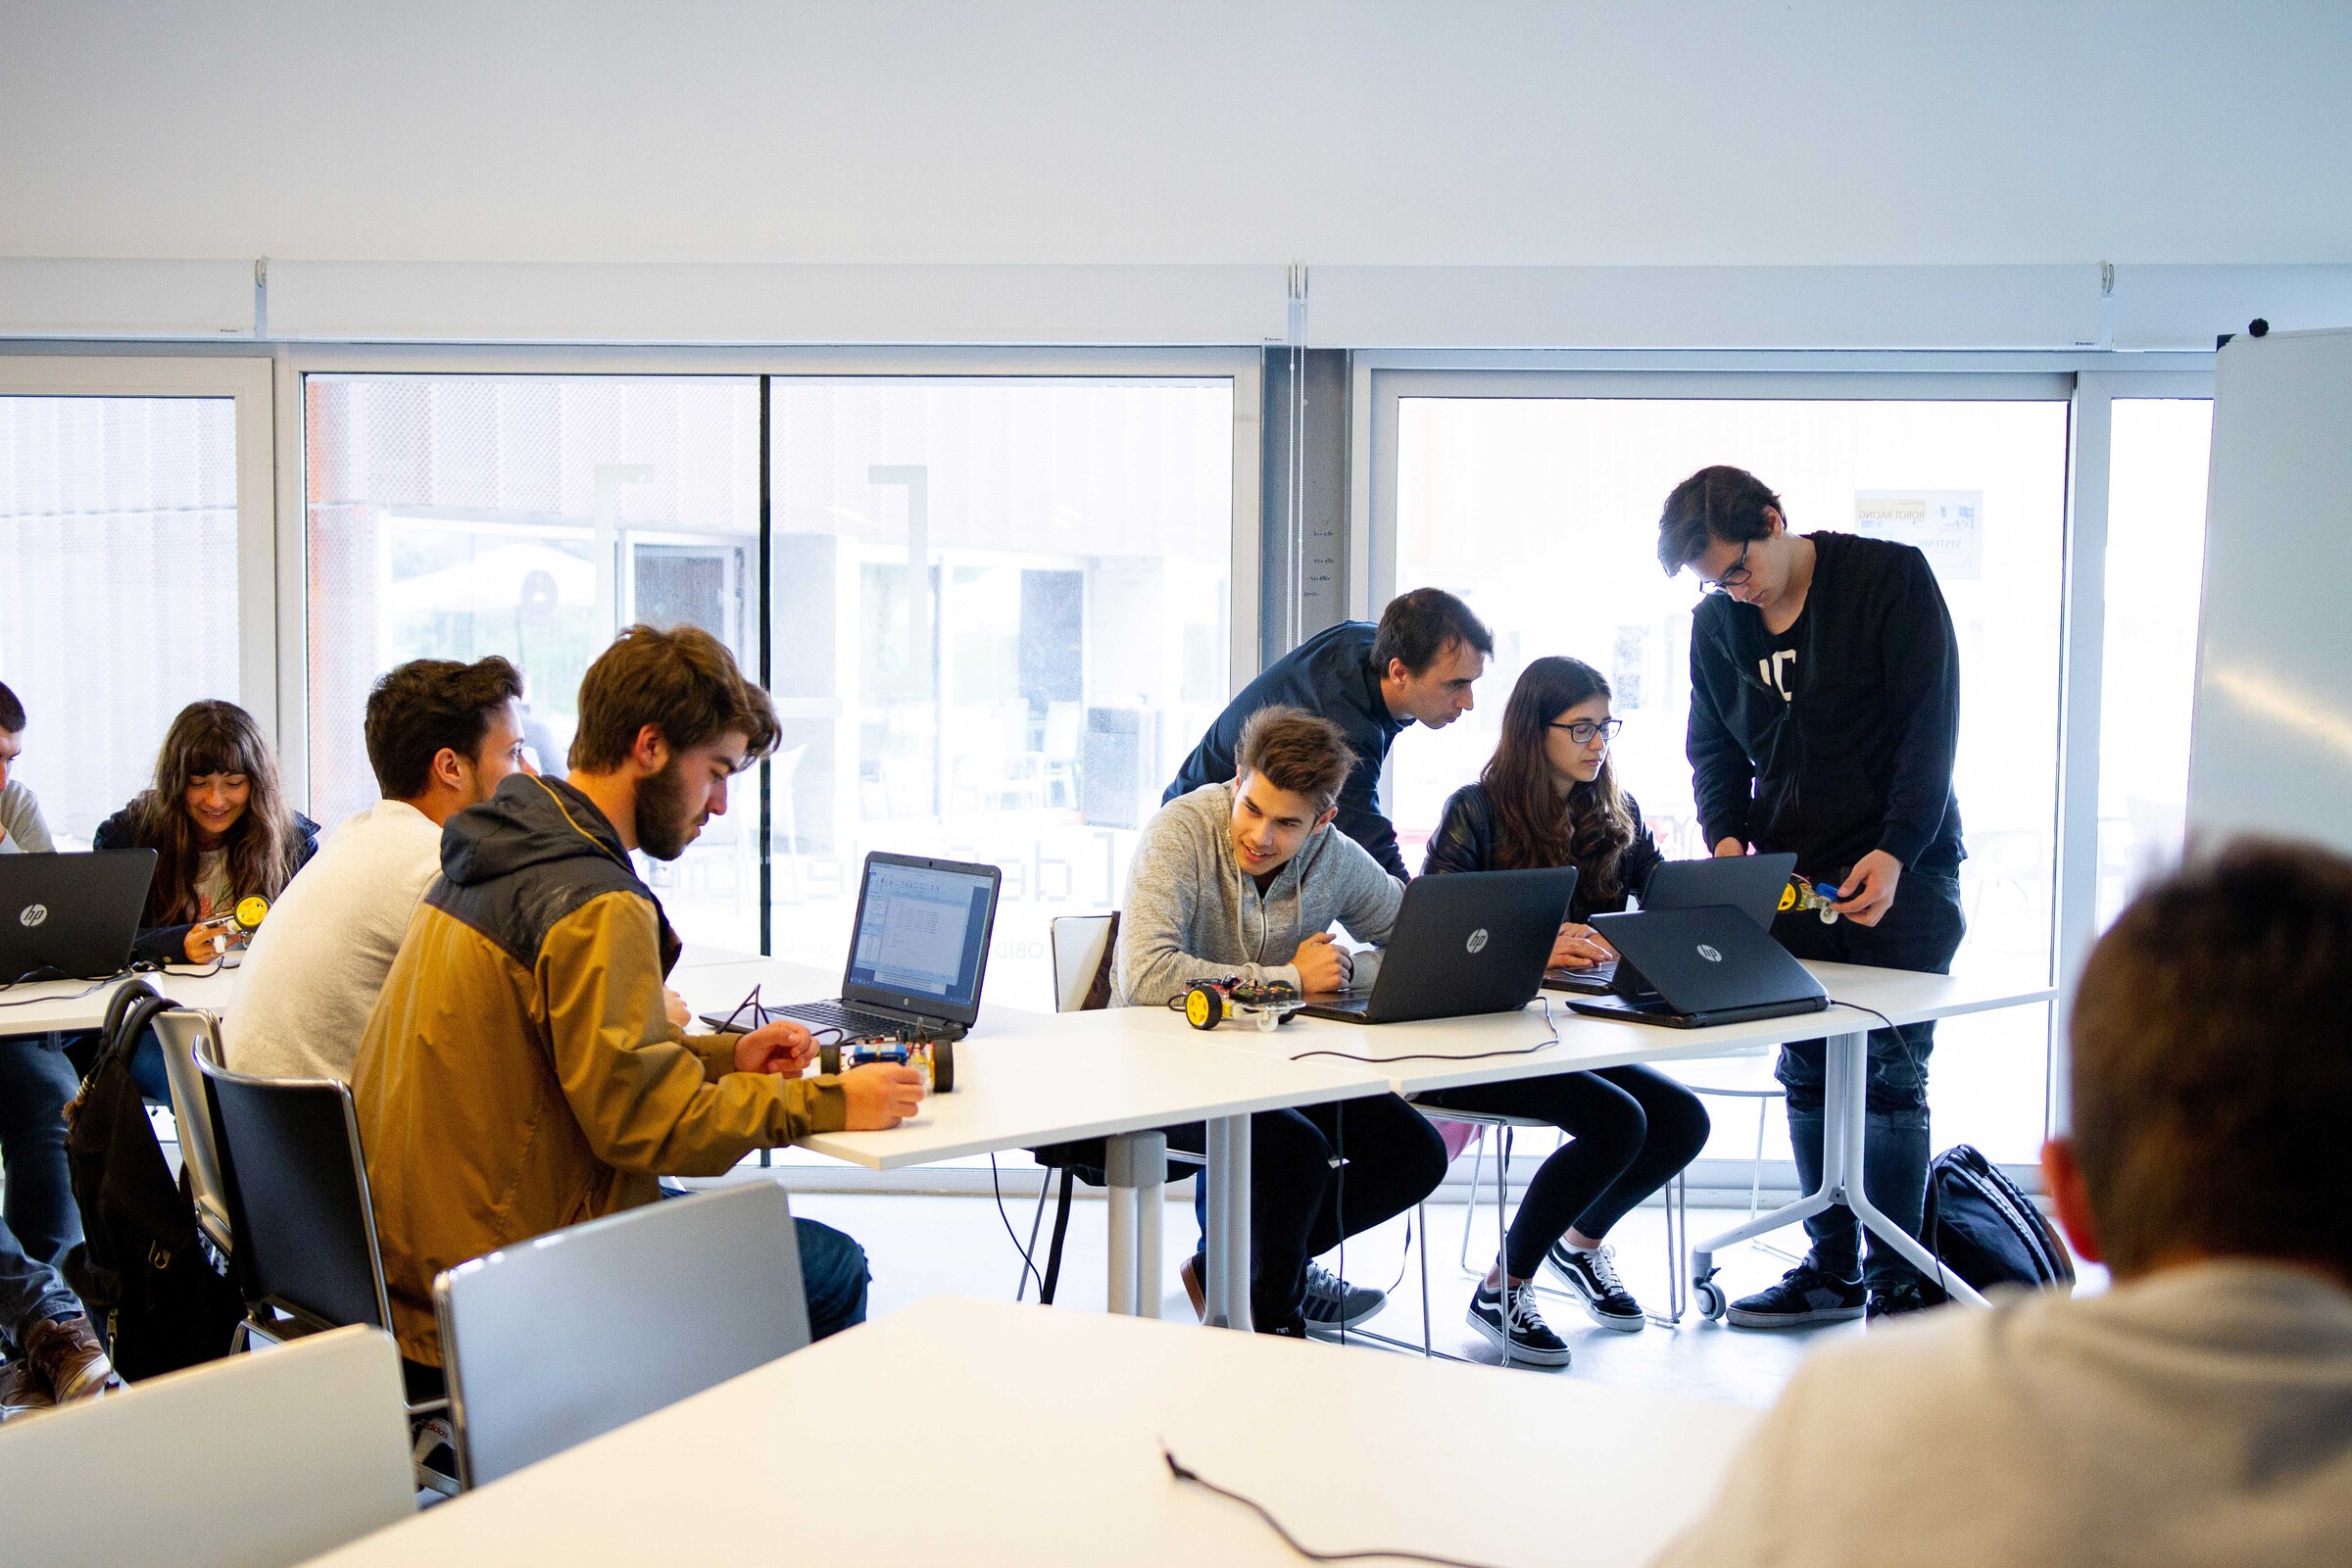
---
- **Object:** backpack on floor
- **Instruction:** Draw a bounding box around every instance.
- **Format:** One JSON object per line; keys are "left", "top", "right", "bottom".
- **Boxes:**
{"left": 60, "top": 980, "right": 243, "bottom": 1381}
{"left": 1917, "top": 1143, "right": 2076, "bottom": 1305}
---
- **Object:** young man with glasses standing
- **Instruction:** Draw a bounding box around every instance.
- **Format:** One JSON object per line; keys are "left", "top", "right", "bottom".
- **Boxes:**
{"left": 1659, "top": 465, "right": 1967, "bottom": 1327}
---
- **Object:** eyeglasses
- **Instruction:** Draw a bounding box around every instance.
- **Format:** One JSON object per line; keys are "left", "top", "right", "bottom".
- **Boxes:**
{"left": 1698, "top": 540, "right": 1752, "bottom": 596}
{"left": 1548, "top": 718, "right": 1623, "bottom": 746}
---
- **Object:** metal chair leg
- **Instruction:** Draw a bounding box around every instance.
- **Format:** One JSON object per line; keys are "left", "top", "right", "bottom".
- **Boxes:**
{"left": 1416, "top": 1202, "right": 1433, "bottom": 1357}
{"left": 1016, "top": 1174, "right": 1053, "bottom": 1301}
{"left": 1495, "top": 1124, "right": 1512, "bottom": 1369}
{"left": 1457, "top": 1127, "right": 1485, "bottom": 1274}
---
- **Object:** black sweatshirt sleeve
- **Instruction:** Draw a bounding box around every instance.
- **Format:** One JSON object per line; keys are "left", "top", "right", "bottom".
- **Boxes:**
{"left": 1335, "top": 758, "right": 1409, "bottom": 882}
{"left": 1873, "top": 550, "right": 1962, "bottom": 867}
{"left": 1686, "top": 616, "right": 1757, "bottom": 852}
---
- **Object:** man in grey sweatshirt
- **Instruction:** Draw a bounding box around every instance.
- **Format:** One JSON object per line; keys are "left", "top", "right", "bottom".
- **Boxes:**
{"left": 1654, "top": 839, "right": 2352, "bottom": 1568}
{"left": 1113, "top": 706, "right": 1445, "bottom": 1339}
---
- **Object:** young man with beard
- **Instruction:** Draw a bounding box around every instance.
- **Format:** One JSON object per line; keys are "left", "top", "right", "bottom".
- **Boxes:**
{"left": 353, "top": 625, "right": 926, "bottom": 1368}
{"left": 223, "top": 656, "right": 536, "bottom": 1083}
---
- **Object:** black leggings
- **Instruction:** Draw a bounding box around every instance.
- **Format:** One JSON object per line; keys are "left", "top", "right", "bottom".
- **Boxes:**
{"left": 1419, "top": 1065, "right": 1711, "bottom": 1280}
{"left": 1166, "top": 1092, "right": 1446, "bottom": 1330}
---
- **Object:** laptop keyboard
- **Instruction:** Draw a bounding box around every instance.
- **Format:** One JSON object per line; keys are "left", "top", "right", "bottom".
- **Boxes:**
{"left": 763, "top": 999, "right": 908, "bottom": 1038}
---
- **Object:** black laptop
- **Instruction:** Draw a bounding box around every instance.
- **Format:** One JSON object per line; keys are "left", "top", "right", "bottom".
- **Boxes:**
{"left": 1298, "top": 866, "right": 1576, "bottom": 1025}
{"left": 701, "top": 852, "right": 1002, "bottom": 1042}
{"left": 0, "top": 849, "right": 158, "bottom": 984}
{"left": 1563, "top": 904, "right": 1829, "bottom": 1028}
{"left": 1544, "top": 852, "right": 1800, "bottom": 995}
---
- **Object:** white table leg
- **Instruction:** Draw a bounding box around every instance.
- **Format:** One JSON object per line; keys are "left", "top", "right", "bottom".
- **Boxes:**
{"left": 1135, "top": 1130, "right": 1165, "bottom": 1320}
{"left": 1203, "top": 1113, "right": 1252, "bottom": 1332}
{"left": 1690, "top": 1027, "right": 1985, "bottom": 1308}
{"left": 1105, "top": 1132, "right": 1141, "bottom": 1316}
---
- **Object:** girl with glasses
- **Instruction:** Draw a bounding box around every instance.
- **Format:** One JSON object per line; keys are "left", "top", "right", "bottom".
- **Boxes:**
{"left": 1413, "top": 657, "right": 1709, "bottom": 1365}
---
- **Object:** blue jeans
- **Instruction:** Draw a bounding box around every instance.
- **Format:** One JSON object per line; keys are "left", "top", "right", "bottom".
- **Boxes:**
{"left": 655, "top": 1183, "right": 868, "bottom": 1342}
{"left": 0, "top": 1034, "right": 87, "bottom": 1341}
{"left": 1771, "top": 869, "right": 1967, "bottom": 1293}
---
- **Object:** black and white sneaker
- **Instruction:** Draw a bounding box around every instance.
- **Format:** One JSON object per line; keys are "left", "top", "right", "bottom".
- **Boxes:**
{"left": 1299, "top": 1260, "right": 1385, "bottom": 1337}
{"left": 1467, "top": 1281, "right": 1573, "bottom": 1368}
{"left": 1726, "top": 1262, "right": 1866, "bottom": 1329}
{"left": 1544, "top": 1241, "right": 1646, "bottom": 1332}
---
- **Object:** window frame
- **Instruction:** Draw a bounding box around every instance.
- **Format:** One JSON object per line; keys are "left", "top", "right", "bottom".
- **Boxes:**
{"left": 0, "top": 351, "right": 278, "bottom": 733}
{"left": 1352, "top": 347, "right": 2213, "bottom": 1176}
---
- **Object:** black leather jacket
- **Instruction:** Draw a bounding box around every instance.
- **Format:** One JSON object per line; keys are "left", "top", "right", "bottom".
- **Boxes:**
{"left": 1421, "top": 781, "right": 1663, "bottom": 924}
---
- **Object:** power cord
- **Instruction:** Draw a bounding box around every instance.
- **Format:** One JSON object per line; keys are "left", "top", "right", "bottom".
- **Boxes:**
{"left": 1160, "top": 1446, "right": 1506, "bottom": 1568}
{"left": 1286, "top": 998, "right": 1563, "bottom": 1067}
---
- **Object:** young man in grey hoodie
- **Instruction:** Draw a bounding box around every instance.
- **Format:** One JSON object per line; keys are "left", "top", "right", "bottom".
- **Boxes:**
{"left": 1115, "top": 705, "right": 1446, "bottom": 1339}
{"left": 1655, "top": 839, "right": 2352, "bottom": 1568}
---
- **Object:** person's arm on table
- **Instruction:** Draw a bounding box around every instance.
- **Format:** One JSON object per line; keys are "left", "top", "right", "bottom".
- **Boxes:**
{"left": 539, "top": 891, "right": 865, "bottom": 1173}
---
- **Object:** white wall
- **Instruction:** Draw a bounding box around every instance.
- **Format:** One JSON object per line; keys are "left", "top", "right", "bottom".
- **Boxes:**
{"left": 3, "top": 0, "right": 2347, "bottom": 270}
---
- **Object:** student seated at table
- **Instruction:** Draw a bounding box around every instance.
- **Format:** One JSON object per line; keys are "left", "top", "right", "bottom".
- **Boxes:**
{"left": 92, "top": 701, "right": 319, "bottom": 1099}
{"left": 1654, "top": 839, "right": 2352, "bottom": 1567}
{"left": 0, "top": 680, "right": 122, "bottom": 1417}
{"left": 0, "top": 679, "right": 53, "bottom": 857}
{"left": 221, "top": 657, "right": 536, "bottom": 1083}
{"left": 352, "top": 625, "right": 927, "bottom": 1364}
{"left": 1418, "top": 657, "right": 1710, "bottom": 1362}
{"left": 1114, "top": 704, "right": 1447, "bottom": 1340}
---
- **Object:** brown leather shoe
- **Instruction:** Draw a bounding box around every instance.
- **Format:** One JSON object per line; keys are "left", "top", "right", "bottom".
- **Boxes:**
{"left": 23, "top": 1315, "right": 122, "bottom": 1403}
{"left": 1180, "top": 1254, "right": 1207, "bottom": 1322}
{"left": 0, "top": 1357, "right": 56, "bottom": 1421}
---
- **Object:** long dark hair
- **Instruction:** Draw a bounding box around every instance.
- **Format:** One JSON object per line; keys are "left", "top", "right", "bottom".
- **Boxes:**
{"left": 128, "top": 701, "right": 300, "bottom": 927}
{"left": 1481, "top": 657, "right": 1638, "bottom": 901}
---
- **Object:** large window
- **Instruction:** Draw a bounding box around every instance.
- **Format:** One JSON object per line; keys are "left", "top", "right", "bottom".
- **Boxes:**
{"left": 2095, "top": 400, "right": 2215, "bottom": 930}
{"left": 1390, "top": 390, "right": 2070, "bottom": 1163}
{"left": 766, "top": 377, "right": 1235, "bottom": 1008}
{"left": 302, "top": 368, "right": 1240, "bottom": 1001}
{"left": 0, "top": 393, "right": 243, "bottom": 843}
{"left": 304, "top": 374, "right": 762, "bottom": 949}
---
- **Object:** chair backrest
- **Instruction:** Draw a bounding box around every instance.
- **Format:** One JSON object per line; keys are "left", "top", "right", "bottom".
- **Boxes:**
{"left": 153, "top": 1007, "right": 232, "bottom": 1246}
{"left": 0, "top": 1324, "right": 414, "bottom": 1568}
{"left": 1050, "top": 912, "right": 1118, "bottom": 1013}
{"left": 435, "top": 1177, "right": 811, "bottom": 1489}
{"left": 195, "top": 1056, "right": 393, "bottom": 1334}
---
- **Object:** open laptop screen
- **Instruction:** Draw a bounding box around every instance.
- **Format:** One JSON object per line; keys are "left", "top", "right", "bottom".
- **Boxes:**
{"left": 841, "top": 856, "right": 999, "bottom": 1020}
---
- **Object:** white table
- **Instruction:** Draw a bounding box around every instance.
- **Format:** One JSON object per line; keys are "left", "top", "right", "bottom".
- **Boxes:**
{"left": 305, "top": 1297, "right": 1756, "bottom": 1568}
{"left": 665, "top": 956, "right": 1393, "bottom": 1333}
{"left": 0, "top": 962, "right": 241, "bottom": 1036}
{"left": 1199, "top": 959, "right": 2054, "bottom": 1315}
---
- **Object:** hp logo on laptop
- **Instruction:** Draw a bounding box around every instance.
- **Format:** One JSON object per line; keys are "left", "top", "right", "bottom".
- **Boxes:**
{"left": 1465, "top": 928, "right": 1490, "bottom": 955}
{"left": 1696, "top": 943, "right": 1723, "bottom": 963}
{"left": 19, "top": 904, "right": 48, "bottom": 929}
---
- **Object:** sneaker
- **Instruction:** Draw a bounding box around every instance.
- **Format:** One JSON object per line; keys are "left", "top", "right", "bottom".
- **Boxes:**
{"left": 1299, "top": 1260, "right": 1384, "bottom": 1337}
{"left": 1867, "top": 1282, "right": 1931, "bottom": 1322}
{"left": 1467, "top": 1281, "right": 1573, "bottom": 1368}
{"left": 23, "top": 1314, "right": 121, "bottom": 1403}
{"left": 1725, "top": 1263, "right": 1866, "bottom": 1330}
{"left": 0, "top": 1358, "right": 55, "bottom": 1422}
{"left": 1180, "top": 1254, "right": 1207, "bottom": 1322}
{"left": 1544, "top": 1241, "right": 1646, "bottom": 1332}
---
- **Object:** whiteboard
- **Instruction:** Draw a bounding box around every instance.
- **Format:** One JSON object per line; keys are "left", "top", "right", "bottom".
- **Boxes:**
{"left": 2187, "top": 326, "right": 2352, "bottom": 853}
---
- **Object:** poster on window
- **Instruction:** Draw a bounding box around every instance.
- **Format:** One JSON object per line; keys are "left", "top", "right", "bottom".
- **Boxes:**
{"left": 1852, "top": 490, "right": 1983, "bottom": 580}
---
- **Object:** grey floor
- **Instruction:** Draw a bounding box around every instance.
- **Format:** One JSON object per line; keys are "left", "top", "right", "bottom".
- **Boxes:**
{"left": 780, "top": 1184, "right": 1877, "bottom": 1408}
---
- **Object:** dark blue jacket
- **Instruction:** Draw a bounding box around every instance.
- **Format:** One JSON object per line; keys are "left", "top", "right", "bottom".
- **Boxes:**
{"left": 1163, "top": 621, "right": 1411, "bottom": 880}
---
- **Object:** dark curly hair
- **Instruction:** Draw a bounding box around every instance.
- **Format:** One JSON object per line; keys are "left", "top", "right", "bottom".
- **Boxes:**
{"left": 1480, "top": 657, "right": 1637, "bottom": 901}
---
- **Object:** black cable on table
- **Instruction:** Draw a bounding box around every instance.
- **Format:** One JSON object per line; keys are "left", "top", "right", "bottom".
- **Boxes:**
{"left": 1161, "top": 1447, "right": 1507, "bottom": 1568}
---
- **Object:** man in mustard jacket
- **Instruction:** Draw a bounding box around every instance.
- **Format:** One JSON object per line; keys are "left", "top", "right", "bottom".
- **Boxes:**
{"left": 354, "top": 624, "right": 926, "bottom": 1366}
